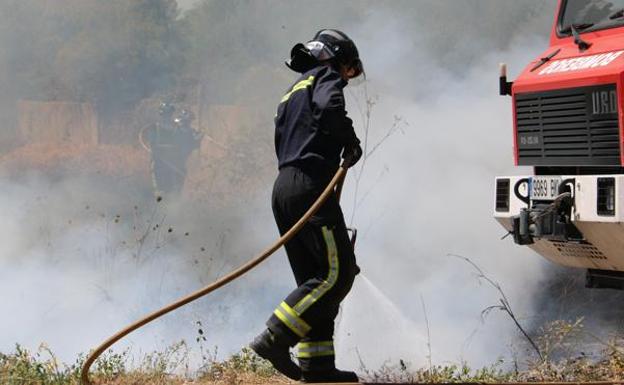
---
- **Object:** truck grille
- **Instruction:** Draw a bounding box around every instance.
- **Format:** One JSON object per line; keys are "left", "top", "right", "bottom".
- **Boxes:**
{"left": 515, "top": 84, "right": 621, "bottom": 166}
{"left": 548, "top": 240, "right": 607, "bottom": 260}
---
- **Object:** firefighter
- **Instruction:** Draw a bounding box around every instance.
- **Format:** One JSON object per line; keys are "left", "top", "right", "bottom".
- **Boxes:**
{"left": 250, "top": 29, "right": 364, "bottom": 383}
{"left": 146, "top": 104, "right": 202, "bottom": 197}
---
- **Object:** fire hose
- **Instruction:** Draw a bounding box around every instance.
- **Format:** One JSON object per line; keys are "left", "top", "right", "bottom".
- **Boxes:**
{"left": 80, "top": 163, "right": 350, "bottom": 385}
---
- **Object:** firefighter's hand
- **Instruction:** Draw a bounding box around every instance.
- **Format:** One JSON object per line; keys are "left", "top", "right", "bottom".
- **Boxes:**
{"left": 342, "top": 143, "right": 363, "bottom": 168}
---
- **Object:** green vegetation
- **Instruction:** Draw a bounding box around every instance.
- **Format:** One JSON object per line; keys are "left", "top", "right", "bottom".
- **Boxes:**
{"left": 0, "top": 0, "right": 182, "bottom": 115}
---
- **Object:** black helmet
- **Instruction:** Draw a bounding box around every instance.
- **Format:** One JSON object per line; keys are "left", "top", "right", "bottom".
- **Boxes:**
{"left": 174, "top": 109, "right": 194, "bottom": 127}
{"left": 158, "top": 102, "right": 175, "bottom": 117}
{"left": 286, "top": 29, "right": 363, "bottom": 77}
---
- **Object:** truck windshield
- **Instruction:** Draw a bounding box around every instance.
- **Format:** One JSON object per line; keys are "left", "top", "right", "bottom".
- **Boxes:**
{"left": 560, "top": 0, "right": 624, "bottom": 34}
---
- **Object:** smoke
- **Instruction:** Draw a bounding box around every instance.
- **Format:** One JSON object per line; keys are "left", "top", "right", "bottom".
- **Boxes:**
{"left": 3, "top": 0, "right": 620, "bottom": 376}
{"left": 332, "top": 0, "right": 624, "bottom": 370}
{"left": 333, "top": 38, "right": 549, "bottom": 369}
{"left": 0, "top": 171, "right": 296, "bottom": 365}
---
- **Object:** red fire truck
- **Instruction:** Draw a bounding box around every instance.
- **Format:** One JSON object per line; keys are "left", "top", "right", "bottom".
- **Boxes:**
{"left": 495, "top": 0, "right": 624, "bottom": 289}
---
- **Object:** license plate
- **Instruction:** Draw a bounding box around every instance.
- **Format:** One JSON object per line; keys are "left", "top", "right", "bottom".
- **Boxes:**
{"left": 530, "top": 176, "right": 562, "bottom": 200}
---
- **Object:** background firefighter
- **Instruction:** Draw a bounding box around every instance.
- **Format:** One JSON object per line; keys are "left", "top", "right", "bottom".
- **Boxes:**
{"left": 144, "top": 103, "right": 202, "bottom": 197}
{"left": 250, "top": 30, "right": 365, "bottom": 383}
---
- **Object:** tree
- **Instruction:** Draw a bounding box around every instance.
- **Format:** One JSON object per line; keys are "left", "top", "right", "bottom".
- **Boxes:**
{"left": 0, "top": 0, "right": 184, "bottom": 123}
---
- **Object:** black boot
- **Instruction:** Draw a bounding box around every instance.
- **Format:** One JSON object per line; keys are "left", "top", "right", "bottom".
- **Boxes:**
{"left": 301, "top": 368, "right": 359, "bottom": 383}
{"left": 249, "top": 329, "right": 301, "bottom": 380}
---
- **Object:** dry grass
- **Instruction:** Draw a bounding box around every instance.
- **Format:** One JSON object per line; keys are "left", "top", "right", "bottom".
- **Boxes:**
{"left": 0, "top": 344, "right": 291, "bottom": 385}
{"left": 4, "top": 320, "right": 624, "bottom": 385}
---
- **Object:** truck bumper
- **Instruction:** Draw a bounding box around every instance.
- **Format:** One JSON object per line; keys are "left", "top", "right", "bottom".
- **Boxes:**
{"left": 494, "top": 175, "right": 624, "bottom": 272}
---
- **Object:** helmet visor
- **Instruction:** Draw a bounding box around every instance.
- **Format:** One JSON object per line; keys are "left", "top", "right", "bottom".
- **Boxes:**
{"left": 304, "top": 40, "right": 335, "bottom": 62}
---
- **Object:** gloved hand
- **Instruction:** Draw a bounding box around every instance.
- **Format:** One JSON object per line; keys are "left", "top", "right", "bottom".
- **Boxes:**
{"left": 342, "top": 142, "right": 363, "bottom": 168}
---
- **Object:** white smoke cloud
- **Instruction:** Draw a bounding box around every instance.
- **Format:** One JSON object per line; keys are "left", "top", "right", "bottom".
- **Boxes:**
{"left": 333, "top": 33, "right": 555, "bottom": 370}
{"left": 0, "top": 173, "right": 294, "bottom": 366}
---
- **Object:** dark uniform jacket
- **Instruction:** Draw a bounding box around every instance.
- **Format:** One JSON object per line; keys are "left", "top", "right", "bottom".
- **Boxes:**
{"left": 274, "top": 65, "right": 360, "bottom": 180}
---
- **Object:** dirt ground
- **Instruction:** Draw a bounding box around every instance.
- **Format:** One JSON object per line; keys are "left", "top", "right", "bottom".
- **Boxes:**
{"left": 0, "top": 142, "right": 150, "bottom": 180}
